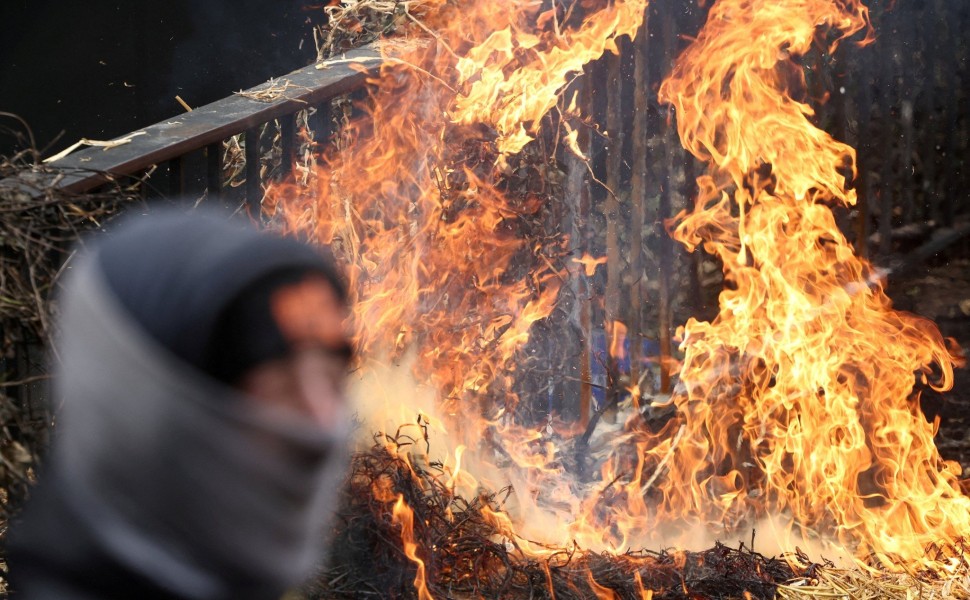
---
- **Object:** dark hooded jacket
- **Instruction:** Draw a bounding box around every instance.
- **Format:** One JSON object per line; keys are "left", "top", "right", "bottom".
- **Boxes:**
{"left": 7, "top": 209, "right": 350, "bottom": 600}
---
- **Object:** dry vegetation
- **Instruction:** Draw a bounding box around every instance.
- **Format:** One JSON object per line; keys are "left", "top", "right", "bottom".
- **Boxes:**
{"left": 0, "top": 147, "right": 145, "bottom": 519}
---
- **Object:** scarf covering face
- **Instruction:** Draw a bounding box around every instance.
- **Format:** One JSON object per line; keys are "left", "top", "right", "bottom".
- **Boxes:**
{"left": 46, "top": 211, "right": 351, "bottom": 599}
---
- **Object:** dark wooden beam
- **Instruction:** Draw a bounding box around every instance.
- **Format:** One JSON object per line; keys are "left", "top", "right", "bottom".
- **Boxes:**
{"left": 0, "top": 44, "right": 381, "bottom": 197}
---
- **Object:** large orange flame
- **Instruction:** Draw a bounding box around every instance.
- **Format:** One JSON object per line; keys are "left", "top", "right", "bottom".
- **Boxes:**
{"left": 268, "top": 1, "right": 647, "bottom": 427}
{"left": 656, "top": 0, "right": 967, "bottom": 570}
{"left": 267, "top": 0, "right": 969, "bottom": 588}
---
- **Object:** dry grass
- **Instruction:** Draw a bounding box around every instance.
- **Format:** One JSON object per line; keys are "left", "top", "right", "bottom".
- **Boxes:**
{"left": 235, "top": 78, "right": 312, "bottom": 104}
{"left": 314, "top": 0, "right": 432, "bottom": 60}
{"left": 0, "top": 147, "right": 146, "bottom": 520}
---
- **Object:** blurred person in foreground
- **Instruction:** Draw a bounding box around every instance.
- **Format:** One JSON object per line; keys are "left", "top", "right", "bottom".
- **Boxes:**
{"left": 7, "top": 208, "right": 355, "bottom": 599}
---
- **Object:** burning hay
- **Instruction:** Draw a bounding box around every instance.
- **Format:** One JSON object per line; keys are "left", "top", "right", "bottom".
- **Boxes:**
{"left": 274, "top": 0, "right": 970, "bottom": 596}
{"left": 304, "top": 430, "right": 806, "bottom": 600}
{"left": 307, "top": 430, "right": 970, "bottom": 599}
{"left": 0, "top": 0, "right": 968, "bottom": 597}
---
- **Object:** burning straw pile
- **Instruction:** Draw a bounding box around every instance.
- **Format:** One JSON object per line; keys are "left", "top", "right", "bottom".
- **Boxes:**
{"left": 285, "top": 0, "right": 970, "bottom": 597}
{"left": 306, "top": 429, "right": 968, "bottom": 600}
{"left": 304, "top": 428, "right": 803, "bottom": 600}
{"left": 2, "top": 0, "right": 970, "bottom": 597}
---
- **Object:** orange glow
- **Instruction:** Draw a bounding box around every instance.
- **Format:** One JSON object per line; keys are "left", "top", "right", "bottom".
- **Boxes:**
{"left": 586, "top": 570, "right": 619, "bottom": 600}
{"left": 393, "top": 494, "right": 434, "bottom": 600}
{"left": 266, "top": 4, "right": 647, "bottom": 591}
{"left": 269, "top": 0, "right": 646, "bottom": 449}
{"left": 608, "top": 320, "right": 628, "bottom": 362}
{"left": 573, "top": 253, "right": 608, "bottom": 277}
{"left": 542, "top": 562, "right": 557, "bottom": 600}
{"left": 655, "top": 0, "right": 967, "bottom": 571}
{"left": 268, "top": 0, "right": 968, "bottom": 590}
{"left": 634, "top": 572, "right": 653, "bottom": 600}
{"left": 450, "top": 1, "right": 651, "bottom": 157}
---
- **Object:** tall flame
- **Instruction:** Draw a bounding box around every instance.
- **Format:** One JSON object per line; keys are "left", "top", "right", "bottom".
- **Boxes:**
{"left": 451, "top": 0, "right": 653, "bottom": 156}
{"left": 268, "top": 0, "right": 970, "bottom": 587}
{"left": 655, "top": 0, "right": 967, "bottom": 569}
{"left": 268, "top": 1, "right": 647, "bottom": 426}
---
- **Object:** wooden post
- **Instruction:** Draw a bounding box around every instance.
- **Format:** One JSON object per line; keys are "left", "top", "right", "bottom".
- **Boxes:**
{"left": 657, "top": 3, "right": 677, "bottom": 395}
{"left": 566, "top": 72, "right": 594, "bottom": 429}
{"left": 628, "top": 9, "right": 650, "bottom": 404}
{"left": 604, "top": 41, "right": 625, "bottom": 407}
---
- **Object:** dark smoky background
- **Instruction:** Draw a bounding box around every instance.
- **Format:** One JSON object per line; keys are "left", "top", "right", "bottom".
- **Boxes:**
{"left": 0, "top": 0, "right": 327, "bottom": 157}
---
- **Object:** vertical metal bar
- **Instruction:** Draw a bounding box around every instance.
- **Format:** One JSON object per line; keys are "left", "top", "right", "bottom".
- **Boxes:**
{"left": 683, "top": 2, "right": 707, "bottom": 315}
{"left": 245, "top": 127, "right": 261, "bottom": 215}
{"left": 899, "top": 6, "right": 917, "bottom": 225}
{"left": 901, "top": 99, "right": 915, "bottom": 223}
{"left": 657, "top": 181, "right": 674, "bottom": 392}
{"left": 878, "top": 19, "right": 895, "bottom": 258}
{"left": 855, "top": 40, "right": 872, "bottom": 260}
{"left": 961, "top": 4, "right": 970, "bottom": 241}
{"left": 168, "top": 156, "right": 183, "bottom": 197}
{"left": 657, "top": 2, "right": 676, "bottom": 395}
{"left": 182, "top": 149, "right": 208, "bottom": 202}
{"left": 206, "top": 141, "right": 222, "bottom": 201}
{"left": 566, "top": 72, "right": 594, "bottom": 429}
{"left": 922, "top": 0, "right": 940, "bottom": 225}
{"left": 686, "top": 158, "right": 705, "bottom": 310}
{"left": 829, "top": 49, "right": 852, "bottom": 240}
{"left": 279, "top": 112, "right": 297, "bottom": 179}
{"left": 941, "top": 0, "right": 959, "bottom": 227}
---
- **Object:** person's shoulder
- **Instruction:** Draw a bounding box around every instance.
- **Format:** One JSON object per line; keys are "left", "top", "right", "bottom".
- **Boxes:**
{"left": 6, "top": 477, "right": 185, "bottom": 600}
{"left": 6, "top": 578, "right": 109, "bottom": 600}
